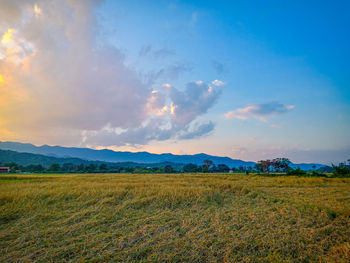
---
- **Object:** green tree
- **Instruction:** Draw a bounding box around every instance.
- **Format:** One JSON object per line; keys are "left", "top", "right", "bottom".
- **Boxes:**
{"left": 271, "top": 158, "right": 290, "bottom": 172}
{"left": 86, "top": 163, "right": 97, "bottom": 173}
{"left": 332, "top": 164, "right": 350, "bottom": 177}
{"left": 99, "top": 163, "right": 107, "bottom": 172}
{"left": 75, "top": 163, "right": 85, "bottom": 172}
{"left": 202, "top": 159, "right": 213, "bottom": 172}
{"left": 48, "top": 163, "right": 61, "bottom": 172}
{"left": 256, "top": 160, "right": 273, "bottom": 173}
{"left": 217, "top": 164, "right": 230, "bottom": 173}
{"left": 183, "top": 163, "right": 198, "bottom": 173}
{"left": 164, "top": 165, "right": 174, "bottom": 173}
{"left": 62, "top": 163, "right": 74, "bottom": 172}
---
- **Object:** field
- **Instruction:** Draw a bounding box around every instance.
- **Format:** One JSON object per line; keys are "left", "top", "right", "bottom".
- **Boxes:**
{"left": 1, "top": 173, "right": 350, "bottom": 262}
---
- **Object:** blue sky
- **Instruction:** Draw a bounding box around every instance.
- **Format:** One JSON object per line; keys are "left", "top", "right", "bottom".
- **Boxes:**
{"left": 0, "top": 0, "right": 349, "bottom": 164}
{"left": 94, "top": 0, "right": 350, "bottom": 163}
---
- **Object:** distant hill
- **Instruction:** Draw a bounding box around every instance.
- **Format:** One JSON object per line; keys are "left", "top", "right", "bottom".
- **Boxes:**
{"left": 0, "top": 141, "right": 327, "bottom": 170}
{"left": 0, "top": 149, "right": 92, "bottom": 166}
{"left": 289, "top": 163, "right": 326, "bottom": 170}
{"left": 0, "top": 149, "right": 183, "bottom": 169}
{"left": 0, "top": 141, "right": 256, "bottom": 168}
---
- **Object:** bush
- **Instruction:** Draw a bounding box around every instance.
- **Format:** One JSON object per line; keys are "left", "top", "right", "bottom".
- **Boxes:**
{"left": 287, "top": 168, "right": 307, "bottom": 176}
{"left": 287, "top": 168, "right": 306, "bottom": 175}
{"left": 307, "top": 171, "right": 326, "bottom": 177}
{"left": 333, "top": 165, "right": 350, "bottom": 177}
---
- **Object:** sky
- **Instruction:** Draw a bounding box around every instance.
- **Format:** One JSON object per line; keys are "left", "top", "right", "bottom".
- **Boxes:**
{"left": 0, "top": 0, "right": 349, "bottom": 164}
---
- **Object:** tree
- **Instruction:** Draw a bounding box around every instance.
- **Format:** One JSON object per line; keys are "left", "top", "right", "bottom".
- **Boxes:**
{"left": 217, "top": 164, "right": 230, "bottom": 173}
{"left": 287, "top": 167, "right": 307, "bottom": 176}
{"left": 255, "top": 163, "right": 262, "bottom": 173}
{"left": 85, "top": 163, "right": 97, "bottom": 173}
{"left": 48, "top": 163, "right": 61, "bottom": 172}
{"left": 202, "top": 159, "right": 213, "bottom": 173}
{"left": 271, "top": 158, "right": 290, "bottom": 172}
{"left": 183, "top": 163, "right": 198, "bottom": 173}
{"left": 62, "top": 163, "right": 74, "bottom": 172}
{"left": 256, "top": 160, "right": 272, "bottom": 173}
{"left": 164, "top": 165, "right": 174, "bottom": 173}
{"left": 238, "top": 166, "right": 246, "bottom": 172}
{"left": 26, "top": 164, "right": 45, "bottom": 173}
{"left": 5, "top": 162, "right": 22, "bottom": 172}
{"left": 75, "top": 163, "right": 85, "bottom": 172}
{"left": 124, "top": 166, "right": 135, "bottom": 173}
{"left": 332, "top": 163, "right": 350, "bottom": 177}
{"left": 99, "top": 163, "right": 107, "bottom": 172}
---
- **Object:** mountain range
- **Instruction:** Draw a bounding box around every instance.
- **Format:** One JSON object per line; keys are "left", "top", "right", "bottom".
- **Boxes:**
{"left": 0, "top": 141, "right": 326, "bottom": 170}
{"left": 0, "top": 149, "right": 185, "bottom": 169}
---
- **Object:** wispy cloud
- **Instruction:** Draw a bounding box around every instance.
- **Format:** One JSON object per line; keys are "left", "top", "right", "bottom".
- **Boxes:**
{"left": 225, "top": 102, "right": 295, "bottom": 121}
{"left": 212, "top": 79, "right": 225, "bottom": 86}
{"left": 212, "top": 60, "right": 228, "bottom": 74}
{"left": 139, "top": 45, "right": 175, "bottom": 59}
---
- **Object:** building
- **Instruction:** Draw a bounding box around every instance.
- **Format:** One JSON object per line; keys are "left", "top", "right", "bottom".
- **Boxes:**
{"left": 0, "top": 167, "right": 10, "bottom": 173}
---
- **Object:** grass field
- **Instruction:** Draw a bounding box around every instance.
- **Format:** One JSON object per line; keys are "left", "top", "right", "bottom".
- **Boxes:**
{"left": 1, "top": 173, "right": 350, "bottom": 262}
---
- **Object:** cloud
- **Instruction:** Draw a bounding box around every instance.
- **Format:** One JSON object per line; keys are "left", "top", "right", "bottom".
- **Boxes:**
{"left": 83, "top": 81, "right": 223, "bottom": 146}
{"left": 212, "top": 60, "right": 227, "bottom": 74}
{"left": 225, "top": 102, "right": 295, "bottom": 121}
{"left": 212, "top": 79, "right": 225, "bottom": 87}
{"left": 84, "top": 119, "right": 216, "bottom": 147}
{"left": 230, "top": 145, "right": 350, "bottom": 165}
{"left": 139, "top": 45, "right": 152, "bottom": 57}
{"left": 143, "top": 61, "right": 192, "bottom": 83}
{"left": 0, "top": 0, "right": 222, "bottom": 147}
{"left": 248, "top": 136, "right": 257, "bottom": 142}
{"left": 139, "top": 45, "right": 175, "bottom": 59}
{"left": 270, "top": 123, "right": 282, "bottom": 128}
{"left": 157, "top": 62, "right": 192, "bottom": 80}
{"left": 231, "top": 146, "right": 249, "bottom": 156}
{"left": 178, "top": 121, "right": 215, "bottom": 140}
{"left": 167, "top": 81, "right": 224, "bottom": 126}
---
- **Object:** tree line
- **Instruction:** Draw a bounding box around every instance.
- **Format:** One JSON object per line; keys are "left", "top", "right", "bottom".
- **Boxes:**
{"left": 1, "top": 158, "right": 349, "bottom": 177}
{"left": 1, "top": 161, "right": 233, "bottom": 174}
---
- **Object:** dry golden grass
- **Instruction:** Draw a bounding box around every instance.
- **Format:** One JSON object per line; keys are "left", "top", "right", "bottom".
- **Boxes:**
{"left": 0, "top": 173, "right": 349, "bottom": 262}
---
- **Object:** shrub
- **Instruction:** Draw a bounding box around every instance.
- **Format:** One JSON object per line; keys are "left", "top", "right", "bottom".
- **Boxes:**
{"left": 333, "top": 165, "right": 350, "bottom": 177}
{"left": 286, "top": 168, "right": 307, "bottom": 176}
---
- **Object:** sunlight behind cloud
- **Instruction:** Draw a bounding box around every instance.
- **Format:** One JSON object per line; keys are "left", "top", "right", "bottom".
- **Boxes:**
{"left": 1, "top": 29, "right": 16, "bottom": 45}
{"left": 34, "top": 4, "right": 42, "bottom": 16}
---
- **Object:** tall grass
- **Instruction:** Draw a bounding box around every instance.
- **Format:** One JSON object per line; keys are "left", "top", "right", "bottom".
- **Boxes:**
{"left": 1, "top": 173, "right": 349, "bottom": 262}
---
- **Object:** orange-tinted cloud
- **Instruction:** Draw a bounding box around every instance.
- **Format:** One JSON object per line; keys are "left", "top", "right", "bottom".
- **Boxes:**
{"left": 0, "top": 0, "right": 223, "bottom": 147}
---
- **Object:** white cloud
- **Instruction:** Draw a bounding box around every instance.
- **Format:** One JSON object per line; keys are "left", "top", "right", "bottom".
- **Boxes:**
{"left": 225, "top": 102, "right": 295, "bottom": 121}
{"left": 168, "top": 81, "right": 223, "bottom": 126}
{"left": 212, "top": 79, "right": 225, "bottom": 87}
{"left": 83, "top": 80, "right": 223, "bottom": 146}
{"left": 0, "top": 0, "right": 222, "bottom": 147}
